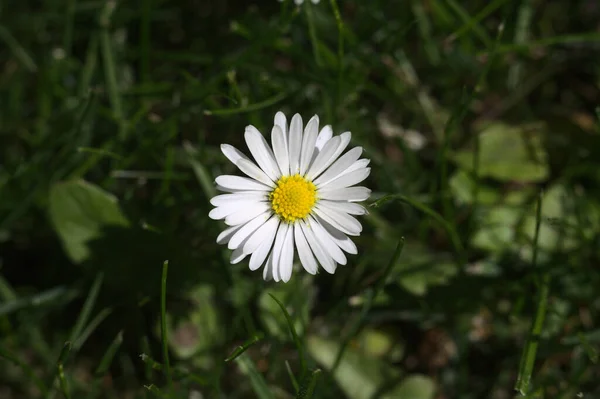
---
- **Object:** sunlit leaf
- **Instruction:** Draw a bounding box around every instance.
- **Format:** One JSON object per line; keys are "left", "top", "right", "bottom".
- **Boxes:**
{"left": 453, "top": 122, "right": 549, "bottom": 183}
{"left": 48, "top": 180, "right": 129, "bottom": 263}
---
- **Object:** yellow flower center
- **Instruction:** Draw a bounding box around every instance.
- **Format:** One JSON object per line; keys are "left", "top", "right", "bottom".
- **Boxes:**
{"left": 269, "top": 174, "right": 317, "bottom": 223}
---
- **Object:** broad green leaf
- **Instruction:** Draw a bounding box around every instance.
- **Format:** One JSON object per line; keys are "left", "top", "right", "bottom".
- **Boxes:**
{"left": 48, "top": 180, "right": 129, "bottom": 263}
{"left": 471, "top": 205, "right": 521, "bottom": 252}
{"left": 452, "top": 122, "right": 549, "bottom": 183}
{"left": 307, "top": 335, "right": 435, "bottom": 399}
{"left": 520, "top": 184, "right": 598, "bottom": 261}
{"left": 449, "top": 170, "right": 500, "bottom": 205}
{"left": 392, "top": 375, "right": 436, "bottom": 399}
{"left": 355, "top": 327, "right": 405, "bottom": 362}
{"left": 307, "top": 335, "right": 398, "bottom": 399}
{"left": 389, "top": 241, "right": 457, "bottom": 296}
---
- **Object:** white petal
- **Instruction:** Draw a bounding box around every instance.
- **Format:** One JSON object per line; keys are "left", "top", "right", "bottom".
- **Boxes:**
{"left": 220, "top": 143, "right": 274, "bottom": 186}
{"left": 318, "top": 167, "right": 370, "bottom": 190}
{"left": 313, "top": 147, "right": 363, "bottom": 186}
{"left": 294, "top": 224, "right": 318, "bottom": 275}
{"left": 319, "top": 200, "right": 367, "bottom": 215}
{"left": 271, "top": 125, "right": 289, "bottom": 176}
{"left": 306, "top": 132, "right": 351, "bottom": 180}
{"left": 341, "top": 159, "right": 371, "bottom": 176}
{"left": 243, "top": 215, "right": 279, "bottom": 255}
{"left": 215, "top": 175, "right": 271, "bottom": 192}
{"left": 230, "top": 247, "right": 248, "bottom": 264}
{"left": 271, "top": 223, "right": 290, "bottom": 282}
{"left": 225, "top": 202, "right": 271, "bottom": 226}
{"left": 313, "top": 205, "right": 362, "bottom": 236}
{"left": 308, "top": 216, "right": 347, "bottom": 265}
{"left": 221, "top": 144, "right": 247, "bottom": 165}
{"left": 228, "top": 211, "right": 271, "bottom": 250}
{"left": 305, "top": 136, "right": 341, "bottom": 180}
{"left": 300, "top": 220, "right": 336, "bottom": 274}
{"left": 263, "top": 252, "right": 274, "bottom": 281}
{"left": 249, "top": 222, "right": 279, "bottom": 271}
{"left": 245, "top": 126, "right": 281, "bottom": 180}
{"left": 216, "top": 224, "right": 242, "bottom": 244}
{"left": 210, "top": 192, "right": 267, "bottom": 207}
{"left": 209, "top": 198, "right": 266, "bottom": 220}
{"left": 216, "top": 184, "right": 252, "bottom": 193}
{"left": 315, "top": 215, "right": 358, "bottom": 254}
{"left": 319, "top": 186, "right": 371, "bottom": 202}
{"left": 288, "top": 114, "right": 303, "bottom": 175}
{"left": 315, "top": 125, "right": 333, "bottom": 151}
{"left": 279, "top": 225, "right": 295, "bottom": 283}
{"left": 274, "top": 111, "right": 288, "bottom": 137}
{"left": 299, "top": 115, "right": 319, "bottom": 175}
{"left": 236, "top": 159, "right": 275, "bottom": 187}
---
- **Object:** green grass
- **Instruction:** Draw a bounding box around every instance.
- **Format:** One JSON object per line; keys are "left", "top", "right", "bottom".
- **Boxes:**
{"left": 2, "top": 0, "right": 600, "bottom": 398}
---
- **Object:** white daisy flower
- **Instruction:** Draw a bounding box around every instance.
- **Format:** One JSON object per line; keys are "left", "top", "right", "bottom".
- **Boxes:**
{"left": 209, "top": 112, "right": 371, "bottom": 283}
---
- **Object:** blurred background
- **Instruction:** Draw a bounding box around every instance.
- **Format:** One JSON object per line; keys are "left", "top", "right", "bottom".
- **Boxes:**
{"left": 1, "top": 0, "right": 600, "bottom": 398}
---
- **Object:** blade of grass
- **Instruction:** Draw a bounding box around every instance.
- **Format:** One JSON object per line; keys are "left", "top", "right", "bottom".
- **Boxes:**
{"left": 203, "top": 91, "right": 288, "bottom": 116}
{"left": 0, "top": 286, "right": 78, "bottom": 316}
{"left": 78, "top": 34, "right": 99, "bottom": 97}
{"left": 286, "top": 360, "right": 299, "bottom": 393}
{"left": 57, "top": 362, "right": 71, "bottom": 399}
{"left": 46, "top": 342, "right": 72, "bottom": 399}
{"left": 140, "top": 0, "right": 152, "bottom": 83}
{"left": 412, "top": 0, "right": 440, "bottom": 65}
{"left": 444, "top": 0, "right": 492, "bottom": 48}
{"left": 99, "top": 0, "right": 127, "bottom": 139}
{"left": 225, "top": 334, "right": 264, "bottom": 362}
{"left": 507, "top": 0, "right": 532, "bottom": 89}
{"left": 63, "top": 0, "right": 77, "bottom": 57}
{"left": 269, "top": 294, "right": 307, "bottom": 377}
{"left": 482, "top": 33, "right": 600, "bottom": 55}
{"left": 235, "top": 353, "right": 275, "bottom": 399}
{"left": 183, "top": 141, "right": 217, "bottom": 200}
{"left": 160, "top": 260, "right": 172, "bottom": 390}
{"left": 304, "top": 2, "right": 322, "bottom": 67}
{"left": 371, "top": 195, "right": 464, "bottom": 258}
{"left": 470, "top": 22, "right": 505, "bottom": 234}
{"left": 140, "top": 354, "right": 210, "bottom": 386}
{"left": 0, "top": 24, "right": 37, "bottom": 72}
{"left": 515, "top": 191, "right": 550, "bottom": 395}
{"left": 86, "top": 331, "right": 123, "bottom": 399}
{"left": 68, "top": 273, "right": 104, "bottom": 344}
{"left": 328, "top": 0, "right": 344, "bottom": 103}
{"left": 296, "top": 369, "right": 321, "bottom": 399}
{"left": 0, "top": 345, "right": 49, "bottom": 395}
{"left": 144, "top": 384, "right": 170, "bottom": 399}
{"left": 447, "top": 0, "right": 509, "bottom": 42}
{"left": 332, "top": 238, "right": 405, "bottom": 372}
{"left": 73, "top": 308, "right": 113, "bottom": 350}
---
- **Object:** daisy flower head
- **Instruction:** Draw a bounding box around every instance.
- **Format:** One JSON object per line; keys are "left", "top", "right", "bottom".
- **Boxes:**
{"left": 210, "top": 112, "right": 371, "bottom": 283}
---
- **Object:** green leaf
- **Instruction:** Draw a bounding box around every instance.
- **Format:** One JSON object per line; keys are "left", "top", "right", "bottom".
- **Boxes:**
{"left": 392, "top": 375, "right": 436, "bottom": 399}
{"left": 307, "top": 335, "right": 398, "bottom": 399}
{"left": 452, "top": 122, "right": 549, "bottom": 183}
{"left": 48, "top": 180, "right": 129, "bottom": 263}
{"left": 308, "top": 335, "right": 434, "bottom": 399}
{"left": 449, "top": 170, "right": 500, "bottom": 205}
{"left": 471, "top": 205, "right": 521, "bottom": 252}
{"left": 384, "top": 241, "right": 458, "bottom": 296}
